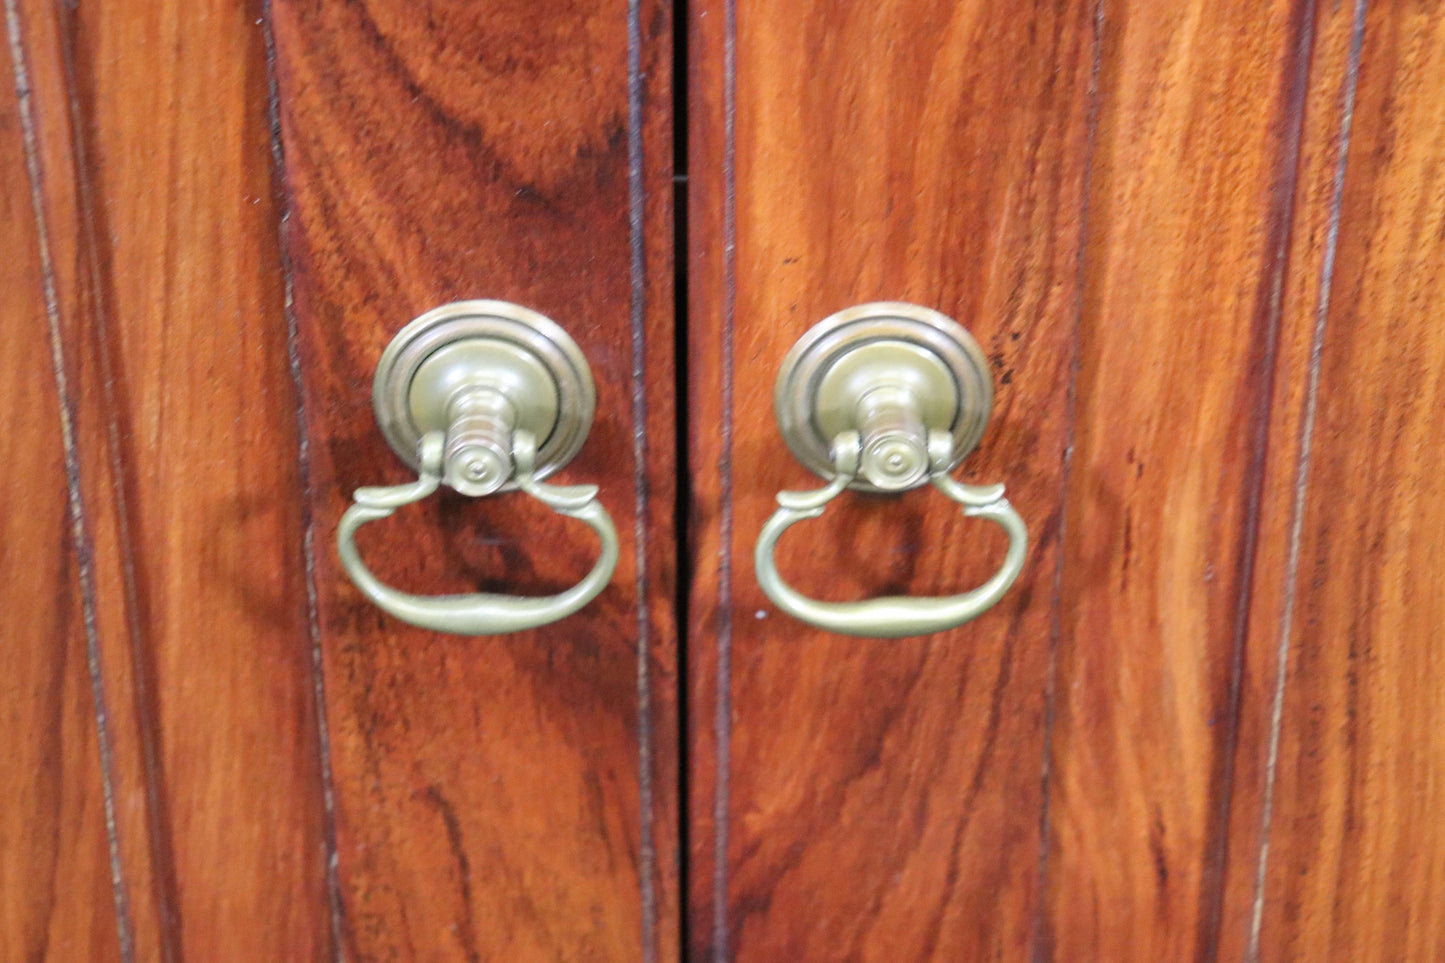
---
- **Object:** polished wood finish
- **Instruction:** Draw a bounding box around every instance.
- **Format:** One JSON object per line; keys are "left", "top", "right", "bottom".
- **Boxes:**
{"left": 0, "top": 25, "right": 121, "bottom": 963}
{"left": 688, "top": 1, "right": 1094, "bottom": 957}
{"left": 1239, "top": 3, "right": 1445, "bottom": 958}
{"left": 270, "top": 1, "right": 677, "bottom": 958}
{"left": 8, "top": 0, "right": 336, "bottom": 956}
{"left": 1217, "top": 0, "right": 1367, "bottom": 956}
{"left": 1043, "top": 0, "right": 1325, "bottom": 957}
{"left": 6, "top": 0, "right": 1445, "bottom": 957}
{"left": 690, "top": 0, "right": 1445, "bottom": 959}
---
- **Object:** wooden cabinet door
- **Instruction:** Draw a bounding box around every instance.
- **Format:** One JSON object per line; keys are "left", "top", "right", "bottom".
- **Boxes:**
{"left": 686, "top": 0, "right": 1445, "bottom": 960}
{"left": 6, "top": 0, "right": 1445, "bottom": 961}
{"left": 2, "top": 0, "right": 677, "bottom": 960}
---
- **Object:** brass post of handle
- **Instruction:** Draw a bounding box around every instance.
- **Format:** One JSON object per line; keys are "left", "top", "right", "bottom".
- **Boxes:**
{"left": 337, "top": 301, "right": 617, "bottom": 635}
{"left": 756, "top": 302, "right": 1028, "bottom": 638}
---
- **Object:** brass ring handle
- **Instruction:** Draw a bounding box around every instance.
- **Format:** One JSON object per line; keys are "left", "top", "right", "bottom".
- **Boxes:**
{"left": 757, "top": 302, "right": 1029, "bottom": 637}
{"left": 338, "top": 430, "right": 619, "bottom": 634}
{"left": 755, "top": 431, "right": 1027, "bottom": 638}
{"left": 336, "top": 301, "right": 616, "bottom": 635}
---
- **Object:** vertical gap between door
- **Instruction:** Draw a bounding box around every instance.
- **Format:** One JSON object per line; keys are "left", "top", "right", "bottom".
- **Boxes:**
{"left": 672, "top": 0, "right": 693, "bottom": 958}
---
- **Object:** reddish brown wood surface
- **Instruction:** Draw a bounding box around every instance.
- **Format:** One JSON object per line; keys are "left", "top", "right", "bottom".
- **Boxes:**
{"left": 688, "top": 1, "right": 1094, "bottom": 957}
{"left": 1041, "top": 0, "right": 1331, "bottom": 957}
{"left": 7, "top": 0, "right": 335, "bottom": 957}
{"left": 5, "top": 0, "right": 1445, "bottom": 958}
{"left": 688, "top": 0, "right": 1445, "bottom": 960}
{"left": 1234, "top": 3, "right": 1445, "bottom": 958}
{"left": 0, "top": 23, "right": 121, "bottom": 962}
{"left": 270, "top": 1, "right": 678, "bottom": 959}
{"left": 1216, "top": 0, "right": 1367, "bottom": 956}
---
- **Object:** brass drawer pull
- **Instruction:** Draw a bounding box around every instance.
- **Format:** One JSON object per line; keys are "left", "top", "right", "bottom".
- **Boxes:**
{"left": 756, "top": 302, "right": 1027, "bottom": 638}
{"left": 337, "top": 301, "right": 617, "bottom": 635}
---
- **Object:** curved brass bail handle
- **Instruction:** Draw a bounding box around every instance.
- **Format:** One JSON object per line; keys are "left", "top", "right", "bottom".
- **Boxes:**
{"left": 337, "top": 430, "right": 620, "bottom": 635}
{"left": 754, "top": 431, "right": 1028, "bottom": 638}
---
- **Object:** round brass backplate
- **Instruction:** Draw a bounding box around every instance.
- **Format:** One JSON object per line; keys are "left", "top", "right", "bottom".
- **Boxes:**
{"left": 372, "top": 301, "right": 595, "bottom": 489}
{"left": 774, "top": 302, "right": 994, "bottom": 492}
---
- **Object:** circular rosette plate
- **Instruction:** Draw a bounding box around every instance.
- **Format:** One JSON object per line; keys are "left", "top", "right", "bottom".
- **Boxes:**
{"left": 372, "top": 300, "right": 595, "bottom": 490}
{"left": 773, "top": 301, "right": 994, "bottom": 492}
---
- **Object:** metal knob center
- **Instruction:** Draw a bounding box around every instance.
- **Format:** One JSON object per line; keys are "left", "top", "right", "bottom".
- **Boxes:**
{"left": 443, "top": 388, "right": 516, "bottom": 496}
{"left": 856, "top": 386, "right": 930, "bottom": 491}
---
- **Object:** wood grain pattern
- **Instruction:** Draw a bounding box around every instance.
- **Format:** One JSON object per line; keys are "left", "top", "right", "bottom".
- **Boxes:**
{"left": 6, "top": 1, "right": 1444, "bottom": 959}
{"left": 1041, "top": 0, "right": 1328, "bottom": 957}
{"left": 1240, "top": 4, "right": 1445, "bottom": 958}
{"left": 688, "top": 1, "right": 1095, "bottom": 957}
{"left": 1216, "top": 0, "right": 1367, "bottom": 957}
{"left": 270, "top": 0, "right": 678, "bottom": 958}
{"left": 0, "top": 19, "right": 122, "bottom": 961}
{"left": 11, "top": 0, "right": 335, "bottom": 956}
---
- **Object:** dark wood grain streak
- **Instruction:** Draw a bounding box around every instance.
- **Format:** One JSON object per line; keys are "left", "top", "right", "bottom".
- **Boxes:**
{"left": 10, "top": 0, "right": 169, "bottom": 951}
{"left": 0, "top": 9, "right": 125, "bottom": 959}
{"left": 1231, "top": 3, "right": 1445, "bottom": 958}
{"left": 47, "top": 6, "right": 183, "bottom": 951}
{"left": 710, "top": 0, "right": 736, "bottom": 952}
{"left": 628, "top": 0, "right": 683, "bottom": 954}
{"left": 689, "top": 1, "right": 1094, "bottom": 957}
{"left": 1215, "top": 0, "right": 1368, "bottom": 956}
{"left": 693, "top": 0, "right": 739, "bottom": 954}
{"left": 271, "top": 0, "right": 678, "bottom": 957}
{"left": 1031, "top": 1, "right": 1104, "bottom": 957}
{"left": 1040, "top": 0, "right": 1337, "bottom": 956}
{"left": 14, "top": 0, "right": 336, "bottom": 956}
{"left": 1196, "top": 0, "right": 1323, "bottom": 952}
{"left": 262, "top": 1, "right": 348, "bottom": 952}
{"left": 627, "top": 4, "right": 659, "bottom": 952}
{"left": 640, "top": 0, "right": 682, "bottom": 952}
